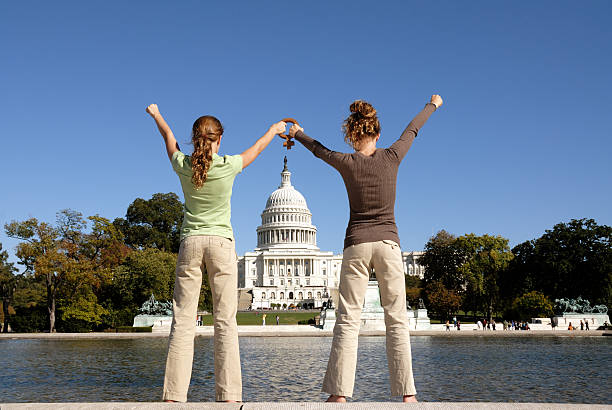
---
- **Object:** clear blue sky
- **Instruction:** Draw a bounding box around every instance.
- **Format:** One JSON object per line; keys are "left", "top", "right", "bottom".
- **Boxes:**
{"left": 1, "top": 1, "right": 611, "bottom": 266}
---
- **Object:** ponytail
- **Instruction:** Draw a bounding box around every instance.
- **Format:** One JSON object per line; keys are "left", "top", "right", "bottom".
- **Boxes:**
{"left": 191, "top": 116, "right": 223, "bottom": 189}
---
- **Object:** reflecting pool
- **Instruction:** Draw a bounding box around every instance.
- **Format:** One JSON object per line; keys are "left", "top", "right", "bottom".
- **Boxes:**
{"left": 1, "top": 336, "right": 611, "bottom": 403}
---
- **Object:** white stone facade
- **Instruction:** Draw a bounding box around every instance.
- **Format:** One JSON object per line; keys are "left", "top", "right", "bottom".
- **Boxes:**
{"left": 237, "top": 158, "right": 425, "bottom": 310}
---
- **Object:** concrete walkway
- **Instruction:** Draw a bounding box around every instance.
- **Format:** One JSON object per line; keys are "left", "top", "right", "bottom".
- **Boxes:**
{"left": 0, "top": 328, "right": 610, "bottom": 339}
{"left": 2, "top": 402, "right": 609, "bottom": 409}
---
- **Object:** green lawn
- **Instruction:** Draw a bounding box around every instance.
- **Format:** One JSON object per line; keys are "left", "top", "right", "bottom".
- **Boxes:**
{"left": 199, "top": 311, "right": 319, "bottom": 326}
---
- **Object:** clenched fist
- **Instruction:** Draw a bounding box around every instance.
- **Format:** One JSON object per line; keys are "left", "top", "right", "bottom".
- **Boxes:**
{"left": 288, "top": 123, "right": 304, "bottom": 137}
{"left": 430, "top": 95, "right": 443, "bottom": 108}
{"left": 146, "top": 104, "right": 160, "bottom": 117}
{"left": 269, "top": 121, "right": 287, "bottom": 135}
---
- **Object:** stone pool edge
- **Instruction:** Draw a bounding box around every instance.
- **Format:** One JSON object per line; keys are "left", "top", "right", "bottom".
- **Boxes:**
{"left": 1, "top": 401, "right": 610, "bottom": 409}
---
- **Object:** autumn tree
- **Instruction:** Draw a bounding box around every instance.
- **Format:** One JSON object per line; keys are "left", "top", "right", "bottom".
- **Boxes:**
{"left": 5, "top": 217, "right": 66, "bottom": 332}
{"left": 5, "top": 210, "right": 126, "bottom": 332}
{"left": 56, "top": 213, "right": 128, "bottom": 331}
{"left": 425, "top": 280, "right": 461, "bottom": 319}
{"left": 404, "top": 275, "right": 422, "bottom": 309}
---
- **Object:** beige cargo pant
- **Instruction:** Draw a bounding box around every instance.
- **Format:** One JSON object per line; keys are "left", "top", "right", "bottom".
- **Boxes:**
{"left": 322, "top": 240, "right": 416, "bottom": 398}
{"left": 162, "top": 235, "right": 242, "bottom": 402}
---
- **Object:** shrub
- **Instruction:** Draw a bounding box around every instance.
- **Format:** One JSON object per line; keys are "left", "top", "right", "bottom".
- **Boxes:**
{"left": 513, "top": 291, "right": 553, "bottom": 320}
{"left": 10, "top": 305, "right": 48, "bottom": 333}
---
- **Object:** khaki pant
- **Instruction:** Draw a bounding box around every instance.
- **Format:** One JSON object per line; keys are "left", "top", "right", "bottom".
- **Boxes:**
{"left": 163, "top": 235, "right": 242, "bottom": 402}
{"left": 322, "top": 240, "right": 416, "bottom": 398}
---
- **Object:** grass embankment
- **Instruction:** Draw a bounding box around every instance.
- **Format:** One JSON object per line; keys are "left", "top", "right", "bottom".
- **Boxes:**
{"left": 200, "top": 311, "right": 319, "bottom": 326}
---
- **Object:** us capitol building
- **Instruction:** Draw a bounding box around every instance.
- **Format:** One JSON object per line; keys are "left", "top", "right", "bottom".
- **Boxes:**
{"left": 237, "top": 158, "right": 425, "bottom": 310}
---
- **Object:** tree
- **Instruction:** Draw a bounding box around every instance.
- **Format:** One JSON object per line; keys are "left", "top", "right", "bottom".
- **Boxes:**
{"left": 6, "top": 217, "right": 66, "bottom": 332}
{"left": 425, "top": 280, "right": 461, "bottom": 319}
{"left": 405, "top": 274, "right": 422, "bottom": 309}
{"left": 5, "top": 210, "right": 124, "bottom": 332}
{"left": 512, "top": 291, "right": 553, "bottom": 320}
{"left": 114, "top": 193, "right": 183, "bottom": 253}
{"left": 0, "top": 243, "right": 18, "bottom": 332}
{"left": 508, "top": 219, "right": 611, "bottom": 306}
{"left": 57, "top": 214, "right": 126, "bottom": 331}
{"left": 457, "top": 234, "right": 514, "bottom": 323}
{"left": 10, "top": 272, "right": 46, "bottom": 332}
{"left": 420, "top": 230, "right": 468, "bottom": 291}
{"left": 103, "top": 248, "right": 177, "bottom": 327}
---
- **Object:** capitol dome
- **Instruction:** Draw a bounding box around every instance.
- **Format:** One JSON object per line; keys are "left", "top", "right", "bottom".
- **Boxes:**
{"left": 265, "top": 182, "right": 308, "bottom": 210}
{"left": 256, "top": 157, "right": 318, "bottom": 250}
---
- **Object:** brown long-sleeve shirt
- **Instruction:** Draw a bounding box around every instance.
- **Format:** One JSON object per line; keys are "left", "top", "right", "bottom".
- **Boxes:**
{"left": 294, "top": 103, "right": 436, "bottom": 249}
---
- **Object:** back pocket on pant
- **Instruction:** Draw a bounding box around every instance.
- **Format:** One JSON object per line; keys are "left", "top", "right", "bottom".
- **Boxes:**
{"left": 208, "top": 237, "right": 233, "bottom": 264}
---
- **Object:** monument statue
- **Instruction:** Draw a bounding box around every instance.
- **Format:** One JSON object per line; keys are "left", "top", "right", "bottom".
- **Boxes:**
{"left": 418, "top": 298, "right": 426, "bottom": 310}
{"left": 593, "top": 304, "right": 608, "bottom": 314}
{"left": 139, "top": 293, "right": 173, "bottom": 316}
{"left": 554, "top": 297, "right": 607, "bottom": 315}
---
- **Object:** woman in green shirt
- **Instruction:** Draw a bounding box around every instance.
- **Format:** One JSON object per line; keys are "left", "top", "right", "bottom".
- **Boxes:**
{"left": 146, "top": 104, "right": 285, "bottom": 403}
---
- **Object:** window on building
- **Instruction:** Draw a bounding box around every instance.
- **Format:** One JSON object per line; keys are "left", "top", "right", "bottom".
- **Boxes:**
{"left": 322, "top": 269, "right": 326, "bottom": 276}
{"left": 262, "top": 292, "right": 266, "bottom": 299}
{"left": 307, "top": 291, "right": 312, "bottom": 298}
{"left": 306, "top": 279, "right": 310, "bottom": 285}
{"left": 269, "top": 279, "right": 274, "bottom": 286}
{"left": 280, "top": 292, "right": 284, "bottom": 299}
{"left": 252, "top": 280, "right": 256, "bottom": 286}
{"left": 271, "top": 292, "right": 275, "bottom": 299}
{"left": 317, "top": 292, "right": 321, "bottom": 299}
{"left": 298, "top": 292, "right": 303, "bottom": 299}
{"left": 296, "top": 279, "right": 300, "bottom": 285}
{"left": 281, "top": 279, "right": 284, "bottom": 285}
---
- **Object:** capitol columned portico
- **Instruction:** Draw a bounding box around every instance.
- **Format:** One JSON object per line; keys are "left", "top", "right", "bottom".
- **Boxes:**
{"left": 238, "top": 158, "right": 425, "bottom": 310}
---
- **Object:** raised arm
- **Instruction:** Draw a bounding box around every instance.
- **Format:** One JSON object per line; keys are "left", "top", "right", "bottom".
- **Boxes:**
{"left": 386, "top": 95, "right": 442, "bottom": 162}
{"left": 146, "top": 104, "right": 180, "bottom": 161}
{"left": 289, "top": 124, "right": 347, "bottom": 171}
{"left": 240, "top": 121, "right": 287, "bottom": 169}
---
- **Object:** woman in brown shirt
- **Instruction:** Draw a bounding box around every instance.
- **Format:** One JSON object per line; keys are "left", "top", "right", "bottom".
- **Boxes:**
{"left": 289, "top": 95, "right": 442, "bottom": 402}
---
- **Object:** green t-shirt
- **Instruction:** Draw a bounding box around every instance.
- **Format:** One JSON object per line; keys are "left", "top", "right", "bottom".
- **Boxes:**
{"left": 172, "top": 151, "right": 243, "bottom": 241}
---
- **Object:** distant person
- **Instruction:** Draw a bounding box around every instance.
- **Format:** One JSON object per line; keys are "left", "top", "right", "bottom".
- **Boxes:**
{"left": 262, "top": 313, "right": 267, "bottom": 326}
{"left": 568, "top": 322, "right": 573, "bottom": 331}
{"left": 457, "top": 320, "right": 461, "bottom": 331}
{"left": 276, "top": 315, "right": 280, "bottom": 325}
{"left": 585, "top": 320, "right": 590, "bottom": 331}
{"left": 445, "top": 320, "right": 450, "bottom": 331}
{"left": 289, "top": 95, "right": 443, "bottom": 403}
{"left": 503, "top": 320, "right": 508, "bottom": 331}
{"left": 580, "top": 320, "right": 584, "bottom": 330}
{"left": 477, "top": 320, "right": 482, "bottom": 330}
{"left": 492, "top": 319, "right": 496, "bottom": 331}
{"left": 147, "top": 104, "right": 286, "bottom": 403}
{"left": 453, "top": 316, "right": 457, "bottom": 328}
